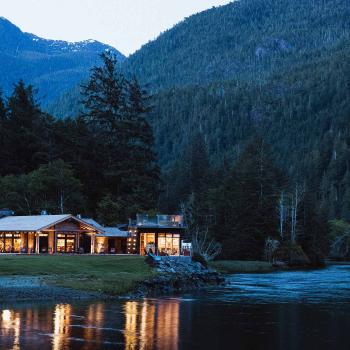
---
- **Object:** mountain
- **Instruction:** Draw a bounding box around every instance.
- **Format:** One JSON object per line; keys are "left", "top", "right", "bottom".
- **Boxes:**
{"left": 4, "top": 0, "right": 350, "bottom": 219}
{"left": 0, "top": 17, "right": 125, "bottom": 105}
{"left": 123, "top": 0, "right": 350, "bottom": 219}
{"left": 122, "top": 0, "right": 350, "bottom": 91}
{"left": 49, "top": 0, "right": 350, "bottom": 115}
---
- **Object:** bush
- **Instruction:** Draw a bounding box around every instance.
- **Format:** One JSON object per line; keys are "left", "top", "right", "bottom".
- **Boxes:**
{"left": 192, "top": 252, "right": 208, "bottom": 268}
{"left": 275, "top": 242, "right": 310, "bottom": 266}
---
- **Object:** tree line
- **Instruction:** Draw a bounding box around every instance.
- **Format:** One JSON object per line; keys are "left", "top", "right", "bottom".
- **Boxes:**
{"left": 170, "top": 133, "right": 329, "bottom": 264}
{"left": 0, "top": 50, "right": 342, "bottom": 262}
{"left": 0, "top": 52, "right": 160, "bottom": 224}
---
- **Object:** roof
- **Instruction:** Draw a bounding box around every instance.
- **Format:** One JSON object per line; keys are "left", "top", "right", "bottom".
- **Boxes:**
{"left": 0, "top": 215, "right": 102, "bottom": 232}
{"left": 98, "top": 227, "right": 129, "bottom": 238}
{"left": 81, "top": 218, "right": 104, "bottom": 230}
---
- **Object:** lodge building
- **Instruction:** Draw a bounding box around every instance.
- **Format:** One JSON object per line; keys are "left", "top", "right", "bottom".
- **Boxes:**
{"left": 127, "top": 214, "right": 187, "bottom": 256}
{"left": 0, "top": 212, "right": 187, "bottom": 256}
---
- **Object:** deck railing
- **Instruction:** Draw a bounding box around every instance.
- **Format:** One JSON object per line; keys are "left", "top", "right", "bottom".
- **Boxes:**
{"left": 129, "top": 214, "right": 184, "bottom": 228}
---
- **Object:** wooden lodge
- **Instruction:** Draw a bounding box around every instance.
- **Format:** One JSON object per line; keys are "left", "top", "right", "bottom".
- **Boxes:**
{"left": 0, "top": 214, "right": 129, "bottom": 254}
{"left": 0, "top": 213, "right": 187, "bottom": 256}
{"left": 0, "top": 214, "right": 102, "bottom": 254}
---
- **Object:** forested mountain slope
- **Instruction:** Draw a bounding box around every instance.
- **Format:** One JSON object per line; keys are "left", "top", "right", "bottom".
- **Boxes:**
{"left": 29, "top": 0, "right": 350, "bottom": 219}
{"left": 153, "top": 44, "right": 350, "bottom": 218}
{"left": 123, "top": 0, "right": 350, "bottom": 90}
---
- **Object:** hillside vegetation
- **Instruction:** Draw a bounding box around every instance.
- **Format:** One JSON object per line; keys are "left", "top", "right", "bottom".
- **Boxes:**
{"left": 123, "top": 0, "right": 350, "bottom": 90}
{"left": 45, "top": 0, "right": 350, "bottom": 223}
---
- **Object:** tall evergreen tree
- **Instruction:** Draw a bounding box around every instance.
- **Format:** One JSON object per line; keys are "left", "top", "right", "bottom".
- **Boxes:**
{"left": 213, "top": 137, "right": 287, "bottom": 259}
{"left": 81, "top": 52, "right": 160, "bottom": 219}
{"left": 0, "top": 92, "right": 8, "bottom": 167}
{"left": 4, "top": 80, "right": 51, "bottom": 174}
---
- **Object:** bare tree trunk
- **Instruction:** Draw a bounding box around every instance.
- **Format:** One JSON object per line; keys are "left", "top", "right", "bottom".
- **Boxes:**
{"left": 60, "top": 192, "right": 64, "bottom": 214}
{"left": 278, "top": 191, "right": 286, "bottom": 240}
{"left": 290, "top": 186, "right": 303, "bottom": 244}
{"left": 24, "top": 196, "right": 31, "bottom": 215}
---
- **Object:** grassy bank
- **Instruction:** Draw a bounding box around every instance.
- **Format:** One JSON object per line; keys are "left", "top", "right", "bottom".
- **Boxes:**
{"left": 0, "top": 255, "right": 154, "bottom": 295}
{"left": 210, "top": 260, "right": 274, "bottom": 273}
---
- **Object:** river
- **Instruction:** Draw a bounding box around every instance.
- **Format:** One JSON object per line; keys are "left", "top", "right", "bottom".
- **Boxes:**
{"left": 0, "top": 264, "right": 350, "bottom": 349}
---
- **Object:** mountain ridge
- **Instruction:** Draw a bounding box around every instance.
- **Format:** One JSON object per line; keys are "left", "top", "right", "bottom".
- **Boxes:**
{"left": 0, "top": 17, "right": 125, "bottom": 104}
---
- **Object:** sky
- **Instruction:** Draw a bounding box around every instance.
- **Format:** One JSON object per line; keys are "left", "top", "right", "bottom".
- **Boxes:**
{"left": 0, "top": 0, "right": 232, "bottom": 56}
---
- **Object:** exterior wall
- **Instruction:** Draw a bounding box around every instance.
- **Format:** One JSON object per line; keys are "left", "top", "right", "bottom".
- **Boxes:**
{"left": 28, "top": 233, "right": 35, "bottom": 253}
{"left": 55, "top": 221, "right": 81, "bottom": 231}
{"left": 48, "top": 231, "right": 55, "bottom": 253}
{"left": 20, "top": 233, "right": 26, "bottom": 251}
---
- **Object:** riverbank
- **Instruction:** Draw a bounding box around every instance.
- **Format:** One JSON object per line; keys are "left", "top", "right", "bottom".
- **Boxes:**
{"left": 0, "top": 255, "right": 155, "bottom": 299}
{"left": 0, "top": 255, "right": 325, "bottom": 301}
{"left": 210, "top": 260, "right": 275, "bottom": 273}
{"left": 0, "top": 255, "right": 223, "bottom": 301}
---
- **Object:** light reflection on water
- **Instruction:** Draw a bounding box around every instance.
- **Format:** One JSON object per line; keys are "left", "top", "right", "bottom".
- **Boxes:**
{"left": 0, "top": 265, "right": 350, "bottom": 349}
{"left": 0, "top": 299, "right": 181, "bottom": 350}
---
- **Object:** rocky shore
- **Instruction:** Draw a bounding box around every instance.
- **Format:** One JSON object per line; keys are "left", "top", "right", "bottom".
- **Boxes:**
{"left": 0, "top": 258, "right": 225, "bottom": 301}
{"left": 134, "top": 258, "right": 225, "bottom": 296}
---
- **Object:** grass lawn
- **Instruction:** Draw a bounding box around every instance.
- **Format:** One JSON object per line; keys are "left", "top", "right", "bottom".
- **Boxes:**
{"left": 0, "top": 255, "right": 155, "bottom": 295}
{"left": 210, "top": 260, "right": 274, "bottom": 273}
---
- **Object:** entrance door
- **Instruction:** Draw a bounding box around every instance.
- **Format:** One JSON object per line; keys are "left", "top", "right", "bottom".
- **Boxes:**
{"left": 79, "top": 234, "right": 91, "bottom": 254}
{"left": 39, "top": 236, "right": 48, "bottom": 253}
{"left": 140, "top": 233, "right": 156, "bottom": 255}
{"left": 108, "top": 239, "right": 116, "bottom": 254}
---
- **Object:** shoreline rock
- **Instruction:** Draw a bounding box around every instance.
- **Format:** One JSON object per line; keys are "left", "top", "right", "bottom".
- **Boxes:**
{"left": 133, "top": 258, "right": 225, "bottom": 297}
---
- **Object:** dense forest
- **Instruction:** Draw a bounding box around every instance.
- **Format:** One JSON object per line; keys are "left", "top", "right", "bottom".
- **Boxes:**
{"left": 123, "top": 0, "right": 350, "bottom": 90}
{"left": 1, "top": 0, "right": 350, "bottom": 261}
{"left": 0, "top": 53, "right": 160, "bottom": 225}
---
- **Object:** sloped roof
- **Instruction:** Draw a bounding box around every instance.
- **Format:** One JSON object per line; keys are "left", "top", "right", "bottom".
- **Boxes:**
{"left": 81, "top": 218, "right": 104, "bottom": 230}
{"left": 0, "top": 215, "right": 102, "bottom": 232}
{"left": 99, "top": 227, "right": 129, "bottom": 238}
{"left": 0, "top": 215, "right": 71, "bottom": 232}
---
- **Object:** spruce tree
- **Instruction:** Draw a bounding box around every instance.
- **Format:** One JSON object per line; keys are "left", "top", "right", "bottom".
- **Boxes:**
{"left": 215, "top": 137, "right": 287, "bottom": 259}
{"left": 81, "top": 52, "right": 160, "bottom": 220}
{"left": 4, "top": 80, "right": 50, "bottom": 174}
{"left": 0, "top": 92, "right": 8, "bottom": 170}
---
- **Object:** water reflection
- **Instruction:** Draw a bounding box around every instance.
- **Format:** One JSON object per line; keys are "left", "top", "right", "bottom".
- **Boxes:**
{"left": 1, "top": 265, "right": 350, "bottom": 349}
{"left": 52, "top": 304, "right": 71, "bottom": 350}
{"left": 0, "top": 299, "right": 180, "bottom": 350}
{"left": 1, "top": 309, "right": 20, "bottom": 350}
{"left": 124, "top": 300, "right": 179, "bottom": 349}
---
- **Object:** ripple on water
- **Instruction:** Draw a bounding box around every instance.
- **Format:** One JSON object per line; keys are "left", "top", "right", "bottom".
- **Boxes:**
{"left": 203, "top": 264, "right": 350, "bottom": 304}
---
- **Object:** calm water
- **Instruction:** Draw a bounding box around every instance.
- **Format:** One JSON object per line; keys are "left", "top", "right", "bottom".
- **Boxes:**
{"left": 1, "top": 264, "right": 350, "bottom": 349}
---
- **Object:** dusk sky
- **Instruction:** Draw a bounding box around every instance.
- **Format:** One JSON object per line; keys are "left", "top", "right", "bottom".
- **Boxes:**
{"left": 0, "top": 0, "right": 232, "bottom": 56}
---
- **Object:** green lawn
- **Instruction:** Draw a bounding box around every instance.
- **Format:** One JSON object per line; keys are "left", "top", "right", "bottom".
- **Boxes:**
{"left": 0, "top": 255, "right": 155, "bottom": 295}
{"left": 210, "top": 260, "right": 274, "bottom": 273}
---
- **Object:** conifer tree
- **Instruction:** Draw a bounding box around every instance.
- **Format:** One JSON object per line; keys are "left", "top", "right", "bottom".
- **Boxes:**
{"left": 0, "top": 92, "right": 8, "bottom": 169}
{"left": 4, "top": 80, "right": 50, "bottom": 174}
{"left": 81, "top": 52, "right": 160, "bottom": 219}
{"left": 214, "top": 137, "right": 287, "bottom": 259}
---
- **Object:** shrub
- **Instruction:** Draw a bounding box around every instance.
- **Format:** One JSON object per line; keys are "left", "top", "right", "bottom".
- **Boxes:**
{"left": 192, "top": 252, "right": 208, "bottom": 268}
